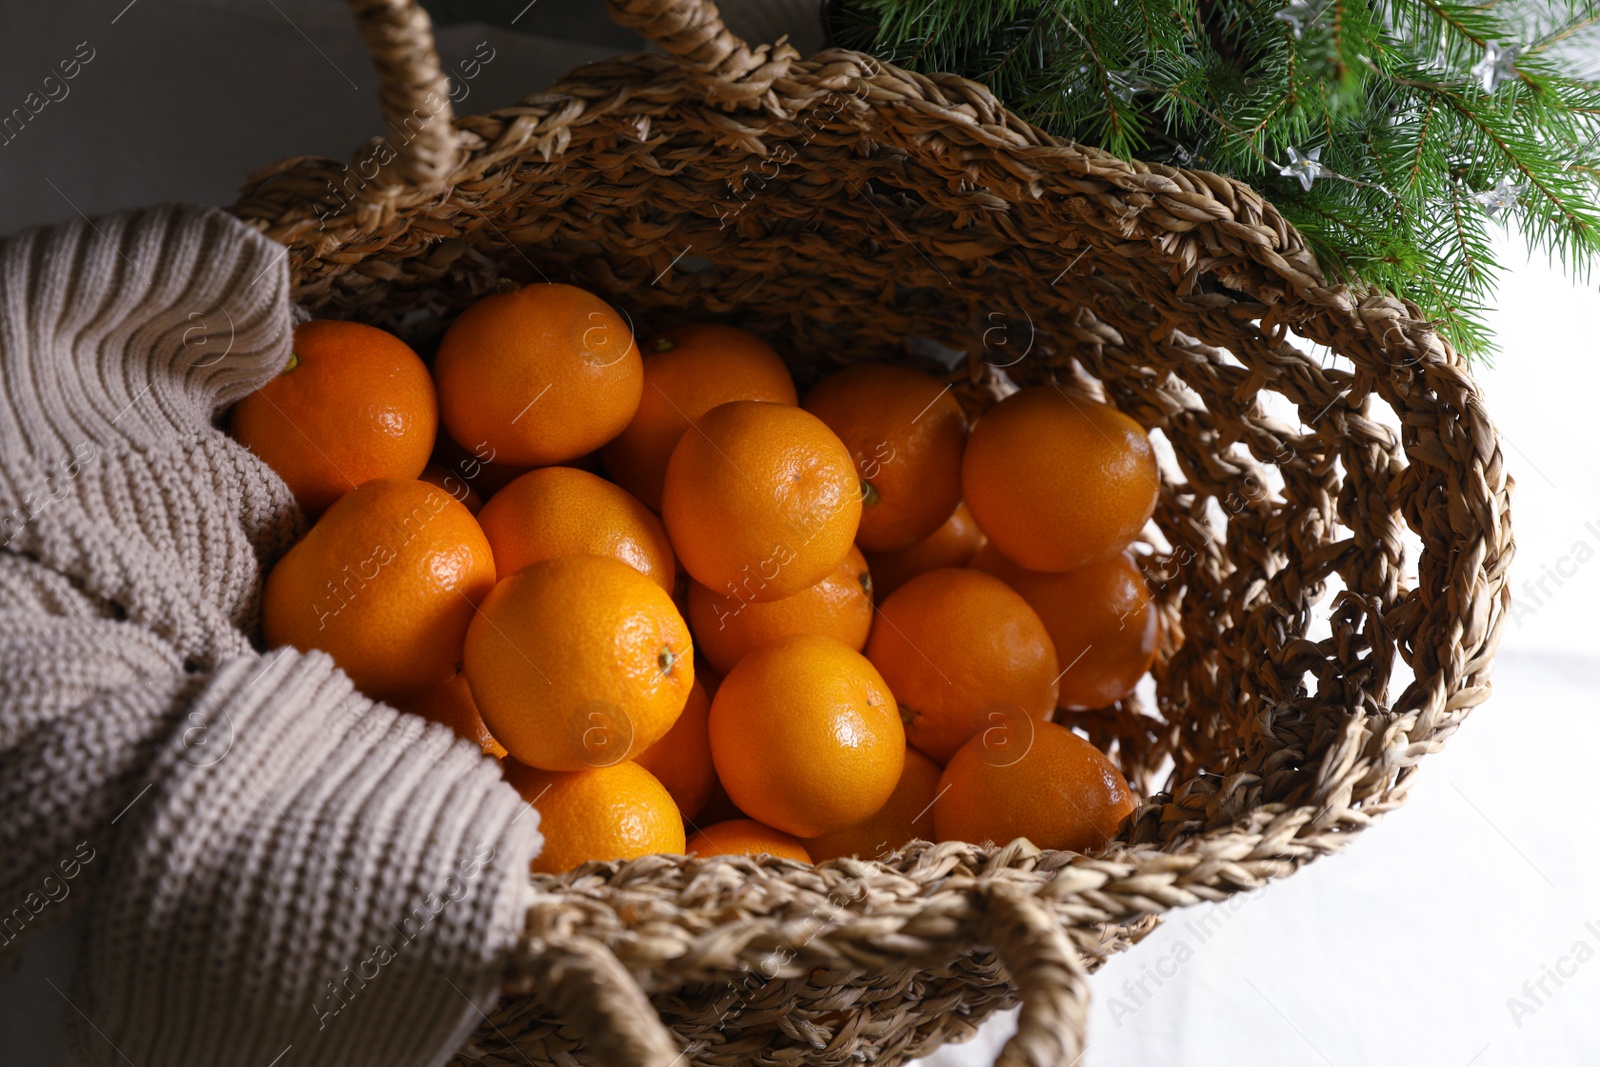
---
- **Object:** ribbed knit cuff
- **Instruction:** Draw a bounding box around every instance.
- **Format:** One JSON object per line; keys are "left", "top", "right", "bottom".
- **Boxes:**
{"left": 0, "top": 434, "right": 302, "bottom": 666}
{"left": 68, "top": 650, "right": 541, "bottom": 1067}
{"left": 0, "top": 203, "right": 293, "bottom": 463}
{"left": 0, "top": 203, "right": 304, "bottom": 662}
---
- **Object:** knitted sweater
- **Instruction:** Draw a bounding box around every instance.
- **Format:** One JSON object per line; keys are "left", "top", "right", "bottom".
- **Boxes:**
{"left": 0, "top": 205, "right": 543, "bottom": 1067}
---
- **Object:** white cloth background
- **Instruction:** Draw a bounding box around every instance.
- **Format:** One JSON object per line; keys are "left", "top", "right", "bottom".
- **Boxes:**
{"left": 1, "top": 2, "right": 1595, "bottom": 1065}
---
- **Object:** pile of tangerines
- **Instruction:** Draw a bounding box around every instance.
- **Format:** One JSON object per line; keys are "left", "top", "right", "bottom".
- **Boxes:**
{"left": 231, "top": 282, "right": 1161, "bottom": 874}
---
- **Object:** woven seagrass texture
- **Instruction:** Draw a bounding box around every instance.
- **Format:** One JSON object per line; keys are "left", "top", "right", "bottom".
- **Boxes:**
{"left": 230, "top": 0, "right": 1515, "bottom": 1063}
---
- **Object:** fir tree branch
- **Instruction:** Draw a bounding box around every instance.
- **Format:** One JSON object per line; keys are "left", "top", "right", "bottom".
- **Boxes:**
{"left": 1417, "top": 0, "right": 1488, "bottom": 47}
{"left": 1408, "top": 97, "right": 1439, "bottom": 188}
{"left": 1441, "top": 91, "right": 1591, "bottom": 232}
{"left": 1365, "top": 56, "right": 1596, "bottom": 236}
{"left": 1164, "top": 86, "right": 1281, "bottom": 168}
{"left": 831, "top": 0, "right": 1600, "bottom": 354}
{"left": 1061, "top": 18, "right": 1135, "bottom": 149}
{"left": 1329, "top": 0, "right": 1349, "bottom": 80}
{"left": 982, "top": 16, "right": 1047, "bottom": 83}
{"left": 1449, "top": 180, "right": 1485, "bottom": 285}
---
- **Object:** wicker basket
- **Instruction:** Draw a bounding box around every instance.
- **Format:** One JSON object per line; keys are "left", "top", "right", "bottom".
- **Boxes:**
{"left": 231, "top": 0, "right": 1515, "bottom": 1063}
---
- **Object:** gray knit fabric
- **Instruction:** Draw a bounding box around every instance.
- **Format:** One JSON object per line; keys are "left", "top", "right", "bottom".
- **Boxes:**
{"left": 0, "top": 205, "right": 542, "bottom": 1067}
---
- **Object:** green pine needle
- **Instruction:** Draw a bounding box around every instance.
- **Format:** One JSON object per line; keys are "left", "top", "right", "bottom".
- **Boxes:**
{"left": 830, "top": 0, "right": 1600, "bottom": 356}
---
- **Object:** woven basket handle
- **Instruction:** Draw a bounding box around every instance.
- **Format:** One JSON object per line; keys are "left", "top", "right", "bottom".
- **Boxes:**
{"left": 978, "top": 886, "right": 1092, "bottom": 1067}
{"left": 605, "top": 0, "right": 800, "bottom": 107}
{"left": 511, "top": 931, "right": 685, "bottom": 1066}
{"left": 340, "top": 0, "right": 793, "bottom": 201}
{"left": 344, "top": 0, "right": 458, "bottom": 198}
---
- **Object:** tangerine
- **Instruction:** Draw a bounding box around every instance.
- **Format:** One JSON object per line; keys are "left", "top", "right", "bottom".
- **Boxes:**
{"left": 476, "top": 466, "right": 676, "bottom": 592}
{"left": 685, "top": 819, "right": 812, "bottom": 862}
{"left": 661, "top": 400, "right": 861, "bottom": 602}
{"left": 229, "top": 320, "right": 437, "bottom": 518}
{"left": 432, "top": 283, "right": 642, "bottom": 467}
{"left": 398, "top": 671, "right": 506, "bottom": 758}
{"left": 601, "top": 324, "right": 797, "bottom": 510}
{"left": 708, "top": 634, "right": 903, "bottom": 837}
{"left": 865, "top": 568, "right": 1058, "bottom": 764}
{"left": 962, "top": 387, "right": 1158, "bottom": 572}
{"left": 805, "top": 748, "right": 942, "bottom": 862}
{"left": 972, "top": 544, "right": 1158, "bottom": 709}
{"left": 934, "top": 720, "right": 1135, "bottom": 854}
{"left": 863, "top": 501, "right": 986, "bottom": 599}
{"left": 463, "top": 555, "right": 693, "bottom": 771}
{"left": 687, "top": 544, "right": 873, "bottom": 676}
{"left": 506, "top": 760, "right": 685, "bottom": 874}
{"left": 261, "top": 478, "right": 495, "bottom": 701}
{"left": 803, "top": 363, "right": 966, "bottom": 551}
{"left": 635, "top": 674, "right": 716, "bottom": 821}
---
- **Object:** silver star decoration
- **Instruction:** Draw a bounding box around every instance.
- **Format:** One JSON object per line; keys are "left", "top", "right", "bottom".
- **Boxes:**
{"left": 1273, "top": 0, "right": 1322, "bottom": 38}
{"left": 1107, "top": 70, "right": 1154, "bottom": 104}
{"left": 1470, "top": 41, "right": 1520, "bottom": 93}
{"left": 1278, "top": 146, "right": 1331, "bottom": 192}
{"left": 1472, "top": 177, "right": 1527, "bottom": 219}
